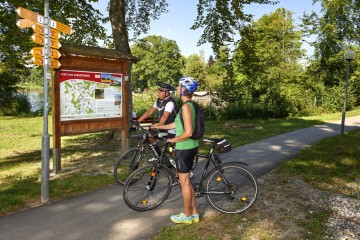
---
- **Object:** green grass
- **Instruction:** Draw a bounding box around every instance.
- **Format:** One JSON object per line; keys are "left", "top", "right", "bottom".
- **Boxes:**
{"left": 1, "top": 108, "right": 360, "bottom": 218}
{"left": 278, "top": 128, "right": 360, "bottom": 199}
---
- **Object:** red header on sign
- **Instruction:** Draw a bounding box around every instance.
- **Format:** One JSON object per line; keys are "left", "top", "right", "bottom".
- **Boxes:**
{"left": 59, "top": 70, "right": 122, "bottom": 84}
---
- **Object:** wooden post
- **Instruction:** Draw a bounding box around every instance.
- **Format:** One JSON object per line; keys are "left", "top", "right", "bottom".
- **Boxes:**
{"left": 121, "top": 60, "right": 129, "bottom": 151}
{"left": 52, "top": 71, "right": 61, "bottom": 172}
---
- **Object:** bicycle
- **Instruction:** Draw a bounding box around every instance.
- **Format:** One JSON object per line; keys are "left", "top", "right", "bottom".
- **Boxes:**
{"left": 113, "top": 120, "right": 174, "bottom": 186}
{"left": 123, "top": 138, "right": 258, "bottom": 214}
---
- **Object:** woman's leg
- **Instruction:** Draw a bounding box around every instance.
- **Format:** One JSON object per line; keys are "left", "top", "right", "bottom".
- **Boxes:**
{"left": 178, "top": 172, "right": 197, "bottom": 217}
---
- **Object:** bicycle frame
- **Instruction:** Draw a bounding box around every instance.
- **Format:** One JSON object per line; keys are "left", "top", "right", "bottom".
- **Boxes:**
{"left": 193, "top": 142, "right": 248, "bottom": 197}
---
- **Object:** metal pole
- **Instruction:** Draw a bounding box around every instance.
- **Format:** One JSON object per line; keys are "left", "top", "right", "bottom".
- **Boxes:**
{"left": 340, "top": 60, "right": 351, "bottom": 135}
{"left": 41, "top": 0, "right": 50, "bottom": 203}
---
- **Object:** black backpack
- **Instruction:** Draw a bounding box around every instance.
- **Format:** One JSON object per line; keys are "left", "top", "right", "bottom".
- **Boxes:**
{"left": 179, "top": 101, "right": 205, "bottom": 140}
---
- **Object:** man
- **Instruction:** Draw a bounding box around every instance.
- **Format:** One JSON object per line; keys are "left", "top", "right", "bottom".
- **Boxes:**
{"left": 137, "top": 82, "right": 177, "bottom": 137}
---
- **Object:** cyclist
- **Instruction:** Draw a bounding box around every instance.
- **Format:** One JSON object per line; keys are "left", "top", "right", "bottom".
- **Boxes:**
{"left": 153, "top": 76, "right": 200, "bottom": 224}
{"left": 137, "top": 82, "right": 177, "bottom": 138}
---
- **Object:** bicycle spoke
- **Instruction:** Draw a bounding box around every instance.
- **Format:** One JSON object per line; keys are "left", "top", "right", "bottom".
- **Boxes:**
{"left": 123, "top": 165, "right": 173, "bottom": 211}
{"left": 205, "top": 163, "right": 258, "bottom": 214}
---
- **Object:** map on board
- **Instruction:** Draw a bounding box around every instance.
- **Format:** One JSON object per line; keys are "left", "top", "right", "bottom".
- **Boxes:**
{"left": 59, "top": 70, "right": 122, "bottom": 121}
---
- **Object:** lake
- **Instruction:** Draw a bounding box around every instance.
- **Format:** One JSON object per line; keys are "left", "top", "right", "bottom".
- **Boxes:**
{"left": 27, "top": 91, "right": 44, "bottom": 112}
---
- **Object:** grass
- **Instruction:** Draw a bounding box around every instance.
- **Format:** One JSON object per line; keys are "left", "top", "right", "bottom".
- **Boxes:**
{"left": 0, "top": 108, "right": 360, "bottom": 237}
{"left": 154, "top": 128, "right": 360, "bottom": 239}
{"left": 278, "top": 128, "right": 360, "bottom": 199}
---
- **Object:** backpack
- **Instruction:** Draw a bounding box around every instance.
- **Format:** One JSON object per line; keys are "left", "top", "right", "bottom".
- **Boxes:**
{"left": 179, "top": 101, "right": 205, "bottom": 140}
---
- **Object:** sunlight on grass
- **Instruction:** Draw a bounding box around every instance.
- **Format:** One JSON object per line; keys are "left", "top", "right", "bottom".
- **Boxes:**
{"left": 1, "top": 109, "right": 359, "bottom": 219}
{"left": 279, "top": 128, "right": 360, "bottom": 198}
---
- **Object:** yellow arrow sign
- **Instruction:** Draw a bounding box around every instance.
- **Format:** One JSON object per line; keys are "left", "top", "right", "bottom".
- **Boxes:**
{"left": 16, "top": 7, "right": 72, "bottom": 35}
{"left": 31, "top": 33, "right": 62, "bottom": 49}
{"left": 31, "top": 47, "right": 62, "bottom": 59}
{"left": 32, "top": 55, "right": 61, "bottom": 69}
{"left": 32, "top": 24, "right": 61, "bottom": 39}
{"left": 16, "top": 19, "right": 36, "bottom": 29}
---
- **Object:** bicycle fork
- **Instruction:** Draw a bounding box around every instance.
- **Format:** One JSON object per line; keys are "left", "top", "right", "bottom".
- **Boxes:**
{"left": 146, "top": 167, "right": 158, "bottom": 191}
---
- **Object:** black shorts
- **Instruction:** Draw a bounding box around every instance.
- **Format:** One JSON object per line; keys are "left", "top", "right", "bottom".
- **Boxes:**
{"left": 175, "top": 147, "right": 198, "bottom": 173}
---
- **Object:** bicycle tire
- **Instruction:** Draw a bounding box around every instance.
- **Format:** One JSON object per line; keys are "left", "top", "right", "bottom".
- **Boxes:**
{"left": 123, "top": 165, "right": 173, "bottom": 211}
{"left": 205, "top": 162, "right": 258, "bottom": 214}
{"left": 114, "top": 148, "right": 153, "bottom": 186}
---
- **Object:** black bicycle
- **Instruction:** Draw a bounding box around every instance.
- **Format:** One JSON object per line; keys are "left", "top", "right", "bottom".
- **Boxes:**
{"left": 113, "top": 120, "right": 173, "bottom": 186}
{"left": 123, "top": 138, "right": 258, "bottom": 214}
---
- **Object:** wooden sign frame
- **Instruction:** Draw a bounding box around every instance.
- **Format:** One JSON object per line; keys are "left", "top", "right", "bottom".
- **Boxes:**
{"left": 52, "top": 43, "right": 138, "bottom": 172}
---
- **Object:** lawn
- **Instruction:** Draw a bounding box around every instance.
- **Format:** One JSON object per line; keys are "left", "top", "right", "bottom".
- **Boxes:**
{"left": 1, "top": 108, "right": 360, "bottom": 216}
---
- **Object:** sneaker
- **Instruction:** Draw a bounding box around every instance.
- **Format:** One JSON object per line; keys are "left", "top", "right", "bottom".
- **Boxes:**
{"left": 192, "top": 214, "right": 200, "bottom": 223}
{"left": 170, "top": 213, "right": 192, "bottom": 224}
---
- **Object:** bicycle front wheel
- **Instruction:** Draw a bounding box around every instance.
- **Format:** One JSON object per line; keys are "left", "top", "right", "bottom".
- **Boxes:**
{"left": 205, "top": 162, "right": 258, "bottom": 214}
{"left": 114, "top": 148, "right": 152, "bottom": 186}
{"left": 123, "top": 165, "right": 173, "bottom": 211}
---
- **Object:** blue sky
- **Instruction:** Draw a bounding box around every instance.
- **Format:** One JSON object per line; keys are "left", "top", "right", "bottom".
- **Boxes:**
{"left": 92, "top": 0, "right": 321, "bottom": 59}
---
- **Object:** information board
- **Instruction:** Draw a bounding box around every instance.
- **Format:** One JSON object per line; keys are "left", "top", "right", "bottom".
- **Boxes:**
{"left": 60, "top": 70, "right": 122, "bottom": 120}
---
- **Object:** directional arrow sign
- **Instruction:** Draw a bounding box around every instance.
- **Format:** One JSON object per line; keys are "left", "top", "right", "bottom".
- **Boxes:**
{"left": 16, "top": 7, "right": 72, "bottom": 35}
{"left": 31, "top": 47, "right": 62, "bottom": 59}
{"left": 32, "top": 24, "right": 61, "bottom": 39}
{"left": 32, "top": 33, "right": 62, "bottom": 49}
{"left": 16, "top": 19, "right": 36, "bottom": 29}
{"left": 32, "top": 55, "right": 61, "bottom": 69}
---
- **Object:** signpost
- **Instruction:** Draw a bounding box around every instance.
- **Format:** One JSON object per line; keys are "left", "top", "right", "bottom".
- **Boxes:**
{"left": 16, "top": 3, "right": 72, "bottom": 203}
{"left": 31, "top": 47, "right": 62, "bottom": 59}
{"left": 33, "top": 24, "right": 61, "bottom": 39}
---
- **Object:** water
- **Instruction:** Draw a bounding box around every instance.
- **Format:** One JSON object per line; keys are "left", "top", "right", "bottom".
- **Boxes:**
{"left": 27, "top": 91, "right": 44, "bottom": 112}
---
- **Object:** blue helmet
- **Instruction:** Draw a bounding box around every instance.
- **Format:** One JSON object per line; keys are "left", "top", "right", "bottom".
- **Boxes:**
{"left": 178, "top": 76, "right": 198, "bottom": 95}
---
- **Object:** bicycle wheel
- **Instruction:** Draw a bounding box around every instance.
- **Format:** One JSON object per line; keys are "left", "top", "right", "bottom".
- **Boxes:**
{"left": 123, "top": 165, "right": 173, "bottom": 211}
{"left": 114, "top": 147, "right": 154, "bottom": 186}
{"left": 205, "top": 162, "right": 258, "bottom": 214}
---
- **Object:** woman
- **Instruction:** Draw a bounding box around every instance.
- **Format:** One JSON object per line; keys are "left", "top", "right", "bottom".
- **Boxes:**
{"left": 153, "top": 76, "right": 200, "bottom": 224}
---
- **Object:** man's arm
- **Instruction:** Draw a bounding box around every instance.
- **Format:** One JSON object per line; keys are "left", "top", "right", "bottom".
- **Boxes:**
{"left": 137, "top": 106, "right": 156, "bottom": 123}
{"left": 158, "top": 111, "right": 171, "bottom": 125}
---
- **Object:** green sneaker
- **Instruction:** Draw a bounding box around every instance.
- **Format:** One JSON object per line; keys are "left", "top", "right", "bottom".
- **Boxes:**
{"left": 170, "top": 213, "right": 192, "bottom": 224}
{"left": 192, "top": 214, "right": 200, "bottom": 223}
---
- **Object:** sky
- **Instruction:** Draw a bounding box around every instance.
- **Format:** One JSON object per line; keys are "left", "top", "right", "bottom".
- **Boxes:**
{"left": 92, "top": 0, "right": 322, "bottom": 59}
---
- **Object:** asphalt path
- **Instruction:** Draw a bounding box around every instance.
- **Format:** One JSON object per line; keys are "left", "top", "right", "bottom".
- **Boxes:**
{"left": 0, "top": 116, "right": 359, "bottom": 240}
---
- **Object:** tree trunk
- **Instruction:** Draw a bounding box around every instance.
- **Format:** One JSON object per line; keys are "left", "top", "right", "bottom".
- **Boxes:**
{"left": 109, "top": 0, "right": 133, "bottom": 146}
{"left": 110, "top": 0, "right": 131, "bottom": 53}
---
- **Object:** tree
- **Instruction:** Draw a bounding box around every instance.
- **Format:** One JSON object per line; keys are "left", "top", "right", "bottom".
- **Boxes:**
{"left": 205, "top": 46, "right": 232, "bottom": 94}
{"left": 130, "top": 35, "right": 183, "bottom": 91}
{"left": 233, "top": 8, "right": 306, "bottom": 116}
{"left": 302, "top": 0, "right": 360, "bottom": 110}
{"left": 192, "top": 0, "right": 279, "bottom": 54}
{"left": 302, "top": 0, "right": 360, "bottom": 87}
{"left": 183, "top": 54, "right": 207, "bottom": 90}
{"left": 0, "top": 0, "right": 108, "bottom": 111}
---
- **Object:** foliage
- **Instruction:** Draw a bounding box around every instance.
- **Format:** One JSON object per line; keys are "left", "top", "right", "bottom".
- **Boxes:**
{"left": 132, "top": 89, "right": 157, "bottom": 116}
{"left": 130, "top": 35, "right": 183, "bottom": 91}
{"left": 1, "top": 0, "right": 108, "bottom": 114}
{"left": 223, "top": 8, "right": 307, "bottom": 118}
{"left": 192, "top": 0, "right": 279, "bottom": 54}
{"left": 183, "top": 54, "right": 207, "bottom": 90}
{"left": 302, "top": 0, "right": 360, "bottom": 108}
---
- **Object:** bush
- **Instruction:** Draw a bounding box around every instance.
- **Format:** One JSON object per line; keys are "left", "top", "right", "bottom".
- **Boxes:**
{"left": 132, "top": 89, "right": 157, "bottom": 117}
{"left": 0, "top": 93, "right": 32, "bottom": 116}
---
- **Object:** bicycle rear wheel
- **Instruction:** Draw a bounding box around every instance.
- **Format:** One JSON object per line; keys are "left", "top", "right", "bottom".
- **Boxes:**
{"left": 114, "top": 148, "right": 153, "bottom": 186}
{"left": 205, "top": 162, "right": 258, "bottom": 214}
{"left": 123, "top": 165, "right": 173, "bottom": 211}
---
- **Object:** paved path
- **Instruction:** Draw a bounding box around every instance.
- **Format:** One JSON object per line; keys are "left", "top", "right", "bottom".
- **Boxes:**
{"left": 0, "top": 116, "right": 359, "bottom": 240}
